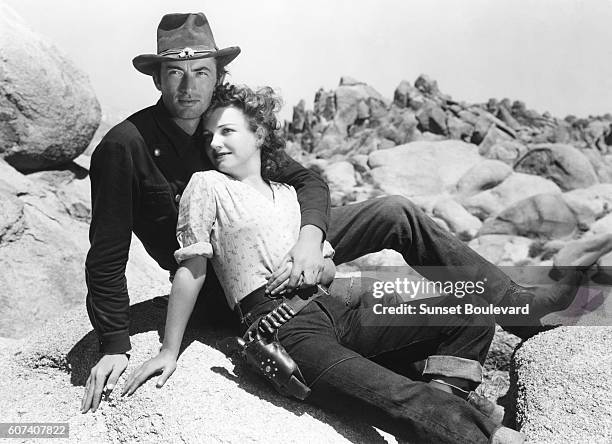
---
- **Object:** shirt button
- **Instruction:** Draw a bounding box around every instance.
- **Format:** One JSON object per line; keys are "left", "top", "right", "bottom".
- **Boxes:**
{"left": 154, "top": 148, "right": 161, "bottom": 157}
{"left": 175, "top": 194, "right": 181, "bottom": 203}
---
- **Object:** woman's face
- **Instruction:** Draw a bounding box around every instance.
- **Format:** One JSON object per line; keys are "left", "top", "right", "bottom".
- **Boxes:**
{"left": 204, "top": 106, "right": 262, "bottom": 178}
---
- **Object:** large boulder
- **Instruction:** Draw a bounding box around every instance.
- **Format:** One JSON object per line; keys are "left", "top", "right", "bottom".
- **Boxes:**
{"left": 463, "top": 173, "right": 562, "bottom": 219}
{"left": 0, "top": 3, "right": 101, "bottom": 172}
{"left": 478, "top": 127, "right": 513, "bottom": 156}
{"left": 586, "top": 213, "right": 612, "bottom": 237}
{"left": 415, "top": 101, "right": 448, "bottom": 135}
{"left": 514, "top": 144, "right": 599, "bottom": 191}
{"left": 455, "top": 159, "right": 513, "bottom": 197}
{"left": 481, "top": 140, "right": 528, "bottom": 165}
{"left": 367, "top": 141, "right": 483, "bottom": 197}
{"left": 581, "top": 148, "right": 612, "bottom": 183}
{"left": 468, "top": 235, "right": 533, "bottom": 266}
{"left": 447, "top": 115, "right": 474, "bottom": 141}
{"left": 333, "top": 77, "right": 387, "bottom": 135}
{"left": 321, "top": 161, "right": 357, "bottom": 192}
{"left": 513, "top": 327, "right": 612, "bottom": 443}
{"left": 0, "top": 159, "right": 167, "bottom": 339}
{"left": 369, "top": 166, "right": 444, "bottom": 198}
{"left": 479, "top": 193, "right": 577, "bottom": 239}
{"left": 312, "top": 125, "right": 349, "bottom": 158}
{"left": 432, "top": 198, "right": 482, "bottom": 240}
{"left": 561, "top": 184, "right": 612, "bottom": 228}
{"left": 320, "top": 161, "right": 358, "bottom": 206}
{"left": 393, "top": 80, "right": 411, "bottom": 108}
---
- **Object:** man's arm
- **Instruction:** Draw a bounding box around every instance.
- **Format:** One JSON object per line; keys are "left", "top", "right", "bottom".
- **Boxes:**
{"left": 267, "top": 153, "right": 331, "bottom": 291}
{"left": 81, "top": 137, "right": 136, "bottom": 413}
{"left": 85, "top": 138, "right": 136, "bottom": 354}
{"left": 272, "top": 152, "right": 331, "bottom": 237}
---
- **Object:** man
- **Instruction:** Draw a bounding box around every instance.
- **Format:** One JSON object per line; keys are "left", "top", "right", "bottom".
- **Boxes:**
{"left": 81, "top": 12, "right": 331, "bottom": 414}
{"left": 81, "top": 11, "right": 609, "bottom": 415}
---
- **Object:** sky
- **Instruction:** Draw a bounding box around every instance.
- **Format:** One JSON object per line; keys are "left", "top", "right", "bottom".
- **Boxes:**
{"left": 5, "top": 0, "right": 612, "bottom": 121}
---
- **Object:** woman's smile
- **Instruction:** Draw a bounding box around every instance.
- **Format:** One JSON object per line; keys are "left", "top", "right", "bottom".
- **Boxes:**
{"left": 204, "top": 106, "right": 261, "bottom": 178}
{"left": 211, "top": 150, "right": 232, "bottom": 161}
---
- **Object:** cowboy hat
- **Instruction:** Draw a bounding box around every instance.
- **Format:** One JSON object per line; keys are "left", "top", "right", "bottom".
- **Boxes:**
{"left": 133, "top": 13, "right": 241, "bottom": 76}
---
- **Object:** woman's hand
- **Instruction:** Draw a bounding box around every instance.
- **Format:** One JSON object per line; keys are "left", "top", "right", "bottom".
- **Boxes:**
{"left": 121, "top": 349, "right": 177, "bottom": 396}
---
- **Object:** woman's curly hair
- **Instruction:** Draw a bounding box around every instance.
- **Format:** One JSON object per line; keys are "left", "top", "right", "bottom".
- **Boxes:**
{"left": 205, "top": 83, "right": 288, "bottom": 180}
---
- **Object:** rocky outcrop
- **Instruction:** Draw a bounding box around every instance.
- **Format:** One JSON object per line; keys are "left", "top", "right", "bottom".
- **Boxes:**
{"left": 462, "top": 173, "right": 562, "bottom": 220}
{"left": 0, "top": 2, "right": 100, "bottom": 172}
{"left": 368, "top": 140, "right": 482, "bottom": 197}
{"left": 513, "top": 327, "right": 612, "bottom": 443}
{"left": 468, "top": 235, "right": 533, "bottom": 266}
{"left": 455, "top": 160, "right": 513, "bottom": 197}
{"left": 333, "top": 76, "right": 388, "bottom": 136}
{"left": 479, "top": 193, "right": 578, "bottom": 239}
{"left": 514, "top": 144, "right": 600, "bottom": 191}
{"left": 0, "top": 284, "right": 387, "bottom": 444}
{"left": 561, "top": 183, "right": 612, "bottom": 227}
{"left": 0, "top": 159, "right": 167, "bottom": 339}
{"left": 432, "top": 198, "right": 482, "bottom": 241}
{"left": 0, "top": 280, "right": 521, "bottom": 444}
{"left": 319, "top": 161, "right": 358, "bottom": 206}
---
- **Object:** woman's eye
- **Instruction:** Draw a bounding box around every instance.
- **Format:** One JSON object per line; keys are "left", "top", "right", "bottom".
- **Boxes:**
{"left": 221, "top": 128, "right": 233, "bottom": 135}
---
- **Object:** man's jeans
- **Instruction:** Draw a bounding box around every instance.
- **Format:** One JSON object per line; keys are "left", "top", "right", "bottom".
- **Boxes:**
{"left": 241, "top": 287, "right": 498, "bottom": 444}
{"left": 328, "top": 195, "right": 512, "bottom": 305}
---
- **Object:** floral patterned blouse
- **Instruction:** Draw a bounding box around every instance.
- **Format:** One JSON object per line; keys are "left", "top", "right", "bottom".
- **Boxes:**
{"left": 174, "top": 170, "right": 334, "bottom": 310}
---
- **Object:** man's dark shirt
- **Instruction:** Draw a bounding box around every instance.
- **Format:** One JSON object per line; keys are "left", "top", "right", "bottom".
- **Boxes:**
{"left": 85, "top": 100, "right": 330, "bottom": 354}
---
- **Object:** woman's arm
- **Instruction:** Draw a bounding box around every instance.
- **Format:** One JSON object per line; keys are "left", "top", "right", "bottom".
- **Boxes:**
{"left": 122, "top": 256, "right": 207, "bottom": 395}
{"left": 161, "top": 256, "right": 208, "bottom": 358}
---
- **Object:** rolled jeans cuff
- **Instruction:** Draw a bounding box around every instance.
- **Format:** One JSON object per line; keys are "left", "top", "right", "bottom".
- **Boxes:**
{"left": 422, "top": 355, "right": 483, "bottom": 384}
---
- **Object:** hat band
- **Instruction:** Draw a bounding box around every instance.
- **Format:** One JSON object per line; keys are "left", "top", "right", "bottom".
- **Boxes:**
{"left": 158, "top": 46, "right": 217, "bottom": 59}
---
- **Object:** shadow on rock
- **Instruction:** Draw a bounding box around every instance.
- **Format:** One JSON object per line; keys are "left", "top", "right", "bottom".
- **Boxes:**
{"left": 66, "top": 297, "right": 392, "bottom": 442}
{"left": 209, "top": 364, "right": 387, "bottom": 444}
{"left": 67, "top": 297, "right": 168, "bottom": 386}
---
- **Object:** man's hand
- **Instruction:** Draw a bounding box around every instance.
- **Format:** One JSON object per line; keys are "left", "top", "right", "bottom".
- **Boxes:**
{"left": 266, "top": 226, "right": 325, "bottom": 295}
{"left": 81, "top": 353, "right": 129, "bottom": 413}
{"left": 121, "top": 350, "right": 177, "bottom": 397}
{"left": 320, "top": 258, "right": 336, "bottom": 287}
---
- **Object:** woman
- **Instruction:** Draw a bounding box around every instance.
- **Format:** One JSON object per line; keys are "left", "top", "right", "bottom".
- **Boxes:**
{"left": 123, "top": 84, "right": 530, "bottom": 442}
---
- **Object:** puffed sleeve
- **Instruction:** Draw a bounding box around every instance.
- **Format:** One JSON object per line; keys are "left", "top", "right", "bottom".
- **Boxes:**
{"left": 174, "top": 173, "right": 216, "bottom": 264}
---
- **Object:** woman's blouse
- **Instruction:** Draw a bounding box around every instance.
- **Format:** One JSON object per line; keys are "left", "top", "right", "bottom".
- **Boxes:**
{"left": 174, "top": 170, "right": 334, "bottom": 310}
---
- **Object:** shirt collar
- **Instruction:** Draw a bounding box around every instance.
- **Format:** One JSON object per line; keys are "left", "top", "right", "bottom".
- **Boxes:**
{"left": 152, "top": 99, "right": 206, "bottom": 156}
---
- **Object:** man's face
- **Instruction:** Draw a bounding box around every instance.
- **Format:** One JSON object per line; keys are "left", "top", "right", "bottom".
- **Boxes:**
{"left": 154, "top": 58, "right": 217, "bottom": 120}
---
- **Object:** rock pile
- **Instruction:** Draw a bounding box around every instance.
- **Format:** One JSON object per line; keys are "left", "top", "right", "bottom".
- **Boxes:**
{"left": 284, "top": 76, "right": 612, "bottom": 443}
{"left": 285, "top": 75, "right": 612, "bottom": 272}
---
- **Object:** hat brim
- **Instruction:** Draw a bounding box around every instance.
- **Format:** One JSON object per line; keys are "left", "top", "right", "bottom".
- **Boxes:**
{"left": 132, "top": 46, "right": 241, "bottom": 76}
